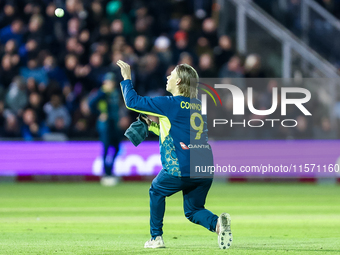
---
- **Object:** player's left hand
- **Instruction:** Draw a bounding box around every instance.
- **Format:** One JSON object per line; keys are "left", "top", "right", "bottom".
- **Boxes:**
{"left": 138, "top": 115, "right": 152, "bottom": 126}
{"left": 116, "top": 60, "right": 132, "bottom": 80}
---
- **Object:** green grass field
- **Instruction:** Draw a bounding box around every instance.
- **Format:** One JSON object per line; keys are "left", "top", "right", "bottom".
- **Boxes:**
{"left": 0, "top": 181, "right": 339, "bottom": 254}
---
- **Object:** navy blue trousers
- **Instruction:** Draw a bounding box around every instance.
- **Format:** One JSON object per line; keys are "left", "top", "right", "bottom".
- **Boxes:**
{"left": 149, "top": 169, "right": 218, "bottom": 238}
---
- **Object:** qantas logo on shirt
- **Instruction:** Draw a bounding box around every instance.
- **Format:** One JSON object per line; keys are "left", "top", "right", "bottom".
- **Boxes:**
{"left": 180, "top": 142, "right": 211, "bottom": 150}
{"left": 180, "top": 142, "right": 189, "bottom": 150}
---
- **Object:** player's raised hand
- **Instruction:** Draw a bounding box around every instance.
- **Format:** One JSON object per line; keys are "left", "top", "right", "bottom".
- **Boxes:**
{"left": 116, "top": 60, "right": 132, "bottom": 80}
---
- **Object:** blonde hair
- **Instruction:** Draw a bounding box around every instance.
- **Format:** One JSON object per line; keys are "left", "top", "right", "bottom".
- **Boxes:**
{"left": 175, "top": 64, "right": 199, "bottom": 98}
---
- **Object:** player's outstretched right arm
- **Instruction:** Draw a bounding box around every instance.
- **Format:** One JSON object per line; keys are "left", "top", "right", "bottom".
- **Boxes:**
{"left": 116, "top": 60, "right": 171, "bottom": 119}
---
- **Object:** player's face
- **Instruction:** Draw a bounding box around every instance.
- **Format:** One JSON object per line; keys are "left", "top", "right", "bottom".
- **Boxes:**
{"left": 166, "top": 69, "right": 179, "bottom": 94}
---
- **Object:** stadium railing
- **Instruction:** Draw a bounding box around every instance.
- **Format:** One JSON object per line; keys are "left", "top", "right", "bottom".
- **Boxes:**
{"left": 220, "top": 0, "right": 340, "bottom": 78}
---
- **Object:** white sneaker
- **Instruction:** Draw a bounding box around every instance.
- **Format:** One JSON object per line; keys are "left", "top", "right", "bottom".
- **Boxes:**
{"left": 100, "top": 176, "right": 119, "bottom": 186}
{"left": 144, "top": 236, "right": 165, "bottom": 248}
{"left": 217, "top": 213, "right": 232, "bottom": 250}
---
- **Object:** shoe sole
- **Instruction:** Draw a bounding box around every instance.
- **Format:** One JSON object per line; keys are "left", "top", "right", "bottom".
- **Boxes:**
{"left": 218, "top": 213, "right": 232, "bottom": 250}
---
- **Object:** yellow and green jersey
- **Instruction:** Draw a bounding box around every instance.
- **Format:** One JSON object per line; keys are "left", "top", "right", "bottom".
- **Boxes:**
{"left": 120, "top": 79, "right": 213, "bottom": 177}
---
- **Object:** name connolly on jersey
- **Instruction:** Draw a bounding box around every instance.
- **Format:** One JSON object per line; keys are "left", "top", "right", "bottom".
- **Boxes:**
{"left": 180, "top": 101, "right": 201, "bottom": 111}
{"left": 180, "top": 142, "right": 210, "bottom": 150}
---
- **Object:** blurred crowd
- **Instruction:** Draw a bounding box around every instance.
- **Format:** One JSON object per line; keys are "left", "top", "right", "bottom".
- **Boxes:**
{"left": 254, "top": 0, "right": 340, "bottom": 66}
{"left": 0, "top": 0, "right": 338, "bottom": 141}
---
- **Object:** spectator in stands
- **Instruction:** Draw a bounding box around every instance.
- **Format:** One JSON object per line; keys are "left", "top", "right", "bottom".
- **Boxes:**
{"left": 71, "top": 96, "right": 97, "bottom": 138}
{"left": 106, "top": 0, "right": 133, "bottom": 37}
{"left": 134, "top": 5, "right": 154, "bottom": 36}
{"left": 44, "top": 2, "right": 59, "bottom": 48}
{"left": 200, "top": 18, "right": 218, "bottom": 47}
{"left": 2, "top": 40, "right": 20, "bottom": 77}
{"left": 20, "top": 58, "right": 49, "bottom": 90}
{"left": 18, "top": 38, "right": 40, "bottom": 63}
{"left": 244, "top": 54, "right": 267, "bottom": 92}
{"left": 112, "top": 36, "right": 126, "bottom": 51}
{"left": 65, "top": 0, "right": 79, "bottom": 16}
{"left": 134, "top": 35, "right": 149, "bottom": 58}
{"left": 174, "top": 30, "right": 197, "bottom": 66}
{"left": 0, "top": 19, "right": 25, "bottom": 46}
{"left": 27, "top": 91, "right": 45, "bottom": 123}
{"left": 88, "top": 52, "right": 110, "bottom": 88}
{"left": 244, "top": 54, "right": 265, "bottom": 78}
{"left": 21, "top": 108, "right": 49, "bottom": 141}
{"left": 93, "top": 40, "right": 110, "bottom": 65}
{"left": 5, "top": 76, "right": 27, "bottom": 115}
{"left": 179, "top": 15, "right": 198, "bottom": 48}
{"left": 27, "top": 14, "right": 45, "bottom": 46}
{"left": 0, "top": 2, "right": 18, "bottom": 28}
{"left": 26, "top": 77, "right": 38, "bottom": 93}
{"left": 219, "top": 55, "right": 244, "bottom": 79}
{"left": 110, "top": 19, "right": 124, "bottom": 38}
{"left": 136, "top": 53, "right": 164, "bottom": 96}
{"left": 67, "top": 17, "right": 81, "bottom": 37}
{"left": 198, "top": 53, "right": 217, "bottom": 77}
{"left": 196, "top": 36, "right": 214, "bottom": 56}
{"left": 65, "top": 37, "right": 85, "bottom": 61}
{"left": 43, "top": 55, "right": 70, "bottom": 89}
{"left": 95, "top": 21, "right": 111, "bottom": 42}
{"left": 89, "top": 1, "right": 105, "bottom": 31}
{"left": 122, "top": 45, "right": 138, "bottom": 69}
{"left": 44, "top": 93, "right": 71, "bottom": 134}
{"left": 23, "top": 1, "right": 43, "bottom": 16}
{"left": 108, "top": 50, "right": 125, "bottom": 82}
{"left": 64, "top": 54, "right": 79, "bottom": 86}
{"left": 178, "top": 52, "right": 195, "bottom": 66}
{"left": 154, "top": 36, "right": 172, "bottom": 67}
{"left": 2, "top": 111, "right": 20, "bottom": 137}
{"left": 214, "top": 35, "right": 233, "bottom": 71}
{"left": 0, "top": 53, "right": 19, "bottom": 88}
{"left": 3, "top": 39, "right": 19, "bottom": 60}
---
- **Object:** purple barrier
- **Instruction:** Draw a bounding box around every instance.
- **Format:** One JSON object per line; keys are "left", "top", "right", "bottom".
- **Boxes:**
{"left": 0, "top": 140, "right": 339, "bottom": 177}
{"left": 0, "top": 141, "right": 162, "bottom": 176}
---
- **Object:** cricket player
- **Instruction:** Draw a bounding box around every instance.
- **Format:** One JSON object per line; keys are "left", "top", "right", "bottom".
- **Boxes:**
{"left": 117, "top": 60, "right": 232, "bottom": 249}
